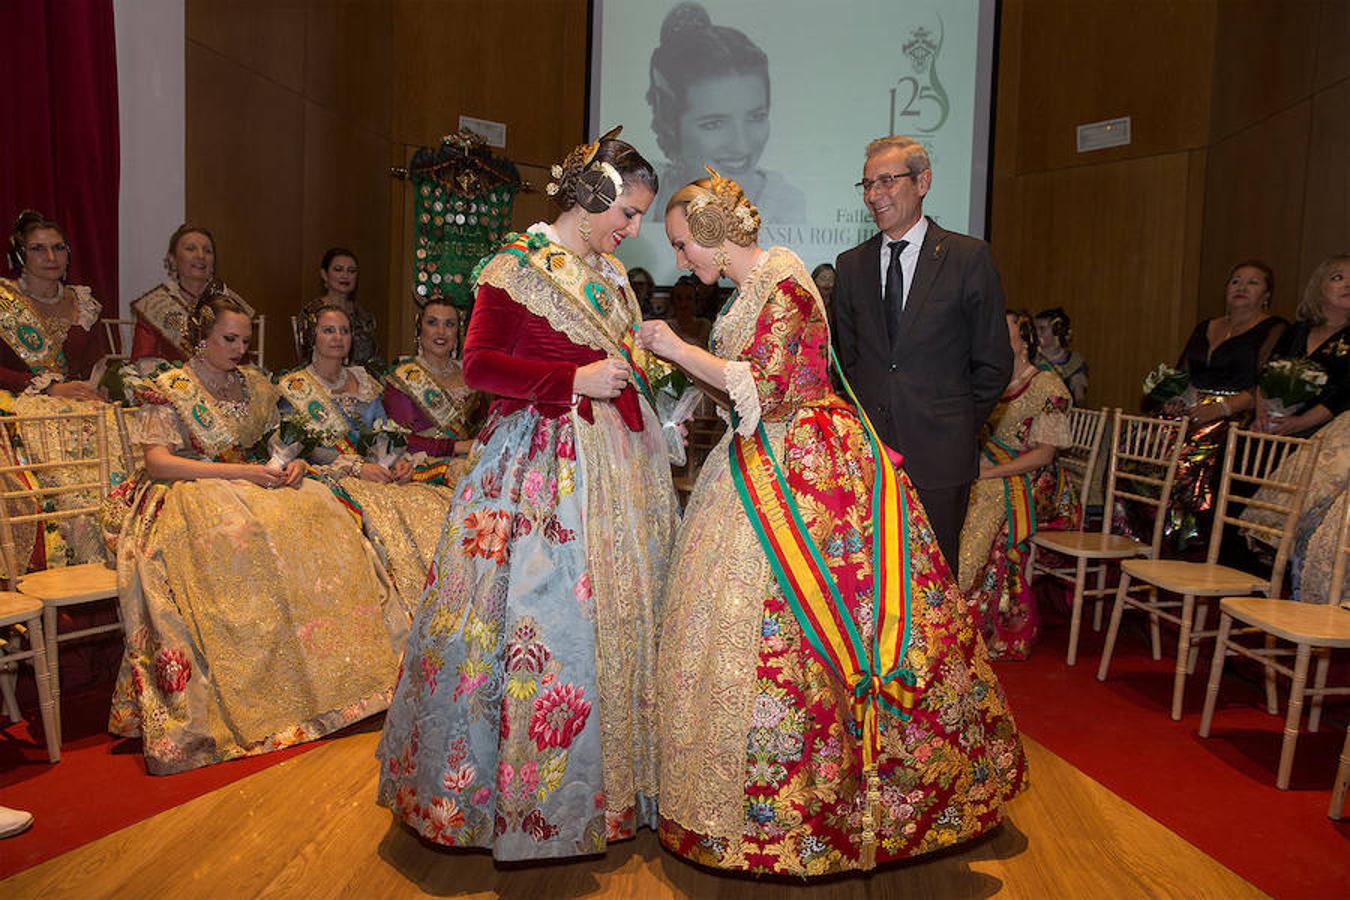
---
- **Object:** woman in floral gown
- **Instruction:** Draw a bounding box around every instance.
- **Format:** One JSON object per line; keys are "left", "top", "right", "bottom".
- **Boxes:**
{"left": 958, "top": 311, "right": 1079, "bottom": 661}
{"left": 375, "top": 130, "right": 678, "bottom": 859}
{"left": 110, "top": 294, "right": 407, "bottom": 773}
{"left": 638, "top": 172, "right": 1025, "bottom": 876}
{"left": 381, "top": 296, "right": 484, "bottom": 487}
{"left": 278, "top": 305, "right": 458, "bottom": 609}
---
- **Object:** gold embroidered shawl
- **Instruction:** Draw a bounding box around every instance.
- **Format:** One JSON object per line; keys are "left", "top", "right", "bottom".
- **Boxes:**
{"left": 131, "top": 281, "right": 254, "bottom": 357}
{"left": 0, "top": 278, "right": 100, "bottom": 373}
{"left": 385, "top": 357, "right": 480, "bottom": 440}
{"left": 276, "top": 366, "right": 380, "bottom": 439}
{"left": 152, "top": 364, "right": 276, "bottom": 459}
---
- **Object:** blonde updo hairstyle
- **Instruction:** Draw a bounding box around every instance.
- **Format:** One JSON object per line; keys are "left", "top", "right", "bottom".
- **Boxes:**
{"left": 666, "top": 171, "right": 761, "bottom": 249}
{"left": 189, "top": 289, "right": 251, "bottom": 348}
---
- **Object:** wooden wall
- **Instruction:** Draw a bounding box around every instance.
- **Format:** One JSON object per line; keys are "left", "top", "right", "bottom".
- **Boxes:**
{"left": 992, "top": 0, "right": 1349, "bottom": 411}
{"left": 185, "top": 0, "right": 587, "bottom": 369}
{"left": 186, "top": 1, "right": 1347, "bottom": 396}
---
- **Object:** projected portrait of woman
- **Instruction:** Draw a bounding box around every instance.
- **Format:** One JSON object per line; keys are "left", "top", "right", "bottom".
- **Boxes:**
{"left": 647, "top": 2, "right": 806, "bottom": 224}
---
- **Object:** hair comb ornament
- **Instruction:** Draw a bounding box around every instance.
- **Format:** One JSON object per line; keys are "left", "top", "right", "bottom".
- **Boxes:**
{"left": 686, "top": 166, "right": 760, "bottom": 248}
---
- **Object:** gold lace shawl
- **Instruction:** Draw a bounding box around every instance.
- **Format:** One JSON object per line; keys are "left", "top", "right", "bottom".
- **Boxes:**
{"left": 0, "top": 278, "right": 101, "bottom": 373}
{"left": 151, "top": 364, "right": 277, "bottom": 458}
{"left": 474, "top": 231, "right": 638, "bottom": 361}
{"left": 276, "top": 366, "right": 380, "bottom": 436}
{"left": 385, "top": 357, "right": 480, "bottom": 438}
{"left": 131, "top": 281, "right": 254, "bottom": 356}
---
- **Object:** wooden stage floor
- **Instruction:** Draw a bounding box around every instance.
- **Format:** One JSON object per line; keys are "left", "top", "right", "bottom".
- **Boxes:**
{"left": 2, "top": 731, "right": 1264, "bottom": 898}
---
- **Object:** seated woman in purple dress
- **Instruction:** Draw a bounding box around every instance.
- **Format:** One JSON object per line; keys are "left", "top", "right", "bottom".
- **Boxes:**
{"left": 380, "top": 297, "right": 484, "bottom": 487}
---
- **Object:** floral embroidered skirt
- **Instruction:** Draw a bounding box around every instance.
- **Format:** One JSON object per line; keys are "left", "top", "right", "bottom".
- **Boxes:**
{"left": 109, "top": 477, "right": 407, "bottom": 774}
{"left": 960, "top": 465, "right": 1080, "bottom": 661}
{"left": 658, "top": 407, "right": 1027, "bottom": 876}
{"left": 376, "top": 404, "right": 674, "bottom": 861}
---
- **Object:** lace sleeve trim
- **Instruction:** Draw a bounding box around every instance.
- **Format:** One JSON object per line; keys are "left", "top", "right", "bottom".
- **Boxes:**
{"left": 724, "top": 360, "right": 761, "bottom": 437}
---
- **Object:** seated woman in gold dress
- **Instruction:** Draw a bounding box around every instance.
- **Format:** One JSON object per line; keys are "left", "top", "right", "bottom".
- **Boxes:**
{"left": 0, "top": 210, "right": 117, "bottom": 568}
{"left": 277, "top": 305, "right": 458, "bottom": 607}
{"left": 110, "top": 294, "right": 407, "bottom": 774}
{"left": 379, "top": 296, "right": 484, "bottom": 487}
{"left": 0, "top": 210, "right": 104, "bottom": 399}
{"left": 958, "top": 310, "right": 1079, "bottom": 660}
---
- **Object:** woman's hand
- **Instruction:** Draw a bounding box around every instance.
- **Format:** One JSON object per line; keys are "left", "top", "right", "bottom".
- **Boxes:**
{"left": 280, "top": 459, "right": 307, "bottom": 488}
{"left": 240, "top": 464, "right": 289, "bottom": 488}
{"left": 453, "top": 439, "right": 474, "bottom": 457}
{"left": 573, "top": 358, "right": 629, "bottom": 400}
{"left": 637, "top": 320, "right": 686, "bottom": 360}
{"left": 1189, "top": 401, "right": 1227, "bottom": 425}
{"left": 978, "top": 456, "right": 997, "bottom": 479}
{"left": 360, "top": 462, "right": 395, "bottom": 483}
{"left": 390, "top": 456, "right": 413, "bottom": 483}
{"left": 48, "top": 380, "right": 101, "bottom": 402}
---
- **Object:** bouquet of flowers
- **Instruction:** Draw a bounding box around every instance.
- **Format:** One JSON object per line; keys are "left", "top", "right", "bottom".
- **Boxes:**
{"left": 357, "top": 418, "right": 410, "bottom": 469}
{"left": 265, "top": 413, "right": 342, "bottom": 471}
{"left": 1259, "top": 358, "right": 1327, "bottom": 420}
{"left": 647, "top": 357, "right": 701, "bottom": 465}
{"left": 1142, "top": 363, "right": 1194, "bottom": 406}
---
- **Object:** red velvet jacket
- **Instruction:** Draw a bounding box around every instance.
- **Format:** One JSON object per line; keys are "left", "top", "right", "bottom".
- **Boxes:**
{"left": 462, "top": 283, "right": 644, "bottom": 432}
{"left": 130, "top": 316, "right": 186, "bottom": 363}
{"left": 0, "top": 321, "right": 105, "bottom": 392}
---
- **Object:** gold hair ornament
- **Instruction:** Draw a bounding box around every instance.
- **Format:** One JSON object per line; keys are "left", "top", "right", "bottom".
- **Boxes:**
{"left": 684, "top": 166, "right": 760, "bottom": 248}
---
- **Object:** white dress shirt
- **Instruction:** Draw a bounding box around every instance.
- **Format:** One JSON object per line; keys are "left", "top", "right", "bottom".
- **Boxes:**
{"left": 878, "top": 216, "right": 928, "bottom": 309}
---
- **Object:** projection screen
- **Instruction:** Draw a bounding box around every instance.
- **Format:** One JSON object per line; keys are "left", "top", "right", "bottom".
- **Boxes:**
{"left": 589, "top": 0, "right": 999, "bottom": 285}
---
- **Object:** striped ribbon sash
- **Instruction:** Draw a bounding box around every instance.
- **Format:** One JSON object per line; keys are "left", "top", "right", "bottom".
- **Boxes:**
{"left": 983, "top": 437, "right": 1037, "bottom": 549}
{"left": 409, "top": 458, "right": 453, "bottom": 485}
{"left": 728, "top": 352, "right": 918, "bottom": 784}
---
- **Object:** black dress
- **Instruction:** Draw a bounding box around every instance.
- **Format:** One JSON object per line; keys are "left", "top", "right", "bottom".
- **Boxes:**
{"left": 1267, "top": 321, "right": 1350, "bottom": 432}
{"left": 1161, "top": 316, "right": 1287, "bottom": 552}
{"left": 1177, "top": 315, "right": 1287, "bottom": 391}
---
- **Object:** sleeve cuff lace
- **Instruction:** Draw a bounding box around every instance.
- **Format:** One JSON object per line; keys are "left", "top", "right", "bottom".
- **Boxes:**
{"left": 724, "top": 360, "right": 762, "bottom": 437}
{"left": 1030, "top": 409, "right": 1073, "bottom": 448}
{"left": 130, "top": 404, "right": 185, "bottom": 449}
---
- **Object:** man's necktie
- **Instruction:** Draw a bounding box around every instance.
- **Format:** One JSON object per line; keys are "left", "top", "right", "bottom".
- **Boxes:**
{"left": 885, "top": 239, "right": 909, "bottom": 348}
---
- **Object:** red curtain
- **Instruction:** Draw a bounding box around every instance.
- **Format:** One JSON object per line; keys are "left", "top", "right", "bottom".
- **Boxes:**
{"left": 0, "top": 0, "right": 120, "bottom": 315}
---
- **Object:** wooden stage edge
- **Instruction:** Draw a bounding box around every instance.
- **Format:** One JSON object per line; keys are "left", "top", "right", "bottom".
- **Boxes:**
{"left": 2, "top": 732, "right": 1264, "bottom": 899}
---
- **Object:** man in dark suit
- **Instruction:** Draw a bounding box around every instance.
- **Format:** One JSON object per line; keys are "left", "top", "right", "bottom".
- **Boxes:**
{"left": 833, "top": 135, "right": 1011, "bottom": 570}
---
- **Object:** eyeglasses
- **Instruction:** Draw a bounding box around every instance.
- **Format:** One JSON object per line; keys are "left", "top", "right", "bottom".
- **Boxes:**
{"left": 855, "top": 172, "right": 917, "bottom": 195}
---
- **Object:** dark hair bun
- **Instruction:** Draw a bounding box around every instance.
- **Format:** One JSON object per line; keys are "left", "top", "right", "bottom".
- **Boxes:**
{"left": 662, "top": 2, "right": 712, "bottom": 43}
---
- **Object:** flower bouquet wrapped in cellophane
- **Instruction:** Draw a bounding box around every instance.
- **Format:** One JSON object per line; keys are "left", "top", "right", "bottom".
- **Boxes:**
{"left": 357, "top": 417, "right": 411, "bottom": 470}
{"left": 1259, "top": 358, "right": 1327, "bottom": 421}
{"left": 641, "top": 352, "right": 702, "bottom": 466}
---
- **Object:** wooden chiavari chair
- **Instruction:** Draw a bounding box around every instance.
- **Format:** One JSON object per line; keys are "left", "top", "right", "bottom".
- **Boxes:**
{"left": 1030, "top": 411, "right": 1187, "bottom": 665}
{"left": 1097, "top": 427, "right": 1322, "bottom": 720}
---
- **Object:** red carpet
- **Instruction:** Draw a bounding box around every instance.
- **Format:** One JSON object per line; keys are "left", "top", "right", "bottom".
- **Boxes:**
{"left": 999, "top": 590, "right": 1350, "bottom": 900}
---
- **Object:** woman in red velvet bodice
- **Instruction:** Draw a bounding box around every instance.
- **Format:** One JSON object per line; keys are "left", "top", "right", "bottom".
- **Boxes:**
{"left": 0, "top": 210, "right": 105, "bottom": 397}
{"left": 376, "top": 131, "right": 679, "bottom": 861}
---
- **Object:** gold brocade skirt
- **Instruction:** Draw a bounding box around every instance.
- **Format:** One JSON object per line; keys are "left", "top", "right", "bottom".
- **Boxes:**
{"left": 110, "top": 476, "right": 407, "bottom": 774}
{"left": 337, "top": 477, "right": 457, "bottom": 612}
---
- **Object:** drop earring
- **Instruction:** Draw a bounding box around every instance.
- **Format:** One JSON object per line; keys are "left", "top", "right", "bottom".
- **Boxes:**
{"left": 713, "top": 247, "right": 731, "bottom": 278}
{"left": 578, "top": 212, "right": 592, "bottom": 242}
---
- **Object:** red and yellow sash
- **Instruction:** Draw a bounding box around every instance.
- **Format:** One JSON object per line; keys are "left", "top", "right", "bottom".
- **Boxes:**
{"left": 728, "top": 350, "right": 917, "bottom": 789}
{"left": 983, "top": 437, "right": 1037, "bottom": 549}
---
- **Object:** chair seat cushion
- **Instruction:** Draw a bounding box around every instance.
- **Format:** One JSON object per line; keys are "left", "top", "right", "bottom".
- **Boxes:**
{"left": 1120, "top": 558, "right": 1268, "bottom": 596}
